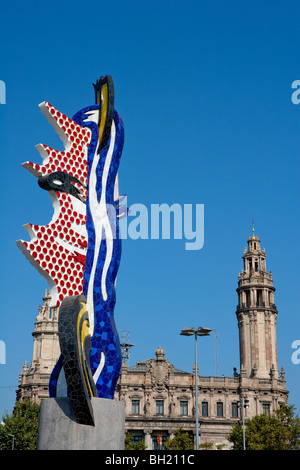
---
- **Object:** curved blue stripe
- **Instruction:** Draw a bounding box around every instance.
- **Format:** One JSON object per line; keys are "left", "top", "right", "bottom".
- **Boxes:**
{"left": 83, "top": 110, "right": 124, "bottom": 399}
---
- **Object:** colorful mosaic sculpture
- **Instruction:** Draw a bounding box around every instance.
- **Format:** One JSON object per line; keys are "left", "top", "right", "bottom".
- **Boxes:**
{"left": 17, "top": 76, "right": 125, "bottom": 424}
{"left": 58, "top": 295, "right": 97, "bottom": 425}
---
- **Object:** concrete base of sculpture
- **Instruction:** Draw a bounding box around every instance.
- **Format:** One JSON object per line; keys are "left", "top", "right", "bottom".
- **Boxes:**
{"left": 37, "top": 397, "right": 125, "bottom": 450}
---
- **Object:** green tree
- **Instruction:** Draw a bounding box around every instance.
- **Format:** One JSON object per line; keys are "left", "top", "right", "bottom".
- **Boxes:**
{"left": 125, "top": 432, "right": 147, "bottom": 450}
{"left": 0, "top": 400, "right": 40, "bottom": 450}
{"left": 164, "top": 428, "right": 194, "bottom": 450}
{"left": 227, "top": 404, "right": 300, "bottom": 450}
{"left": 198, "top": 442, "right": 213, "bottom": 450}
{"left": 227, "top": 422, "right": 244, "bottom": 450}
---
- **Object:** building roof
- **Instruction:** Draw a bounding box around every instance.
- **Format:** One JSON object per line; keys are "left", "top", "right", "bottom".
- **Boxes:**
{"left": 127, "top": 358, "right": 191, "bottom": 375}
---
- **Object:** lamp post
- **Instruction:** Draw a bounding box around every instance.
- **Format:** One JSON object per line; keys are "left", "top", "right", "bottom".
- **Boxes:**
{"left": 180, "top": 327, "right": 212, "bottom": 450}
{"left": 237, "top": 397, "right": 249, "bottom": 450}
{"left": 8, "top": 433, "right": 15, "bottom": 450}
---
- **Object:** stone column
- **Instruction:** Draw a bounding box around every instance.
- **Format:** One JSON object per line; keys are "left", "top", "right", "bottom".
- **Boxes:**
{"left": 144, "top": 429, "right": 152, "bottom": 450}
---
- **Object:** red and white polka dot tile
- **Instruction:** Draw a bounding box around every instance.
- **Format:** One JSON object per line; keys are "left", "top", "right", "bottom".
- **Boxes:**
{"left": 17, "top": 102, "right": 91, "bottom": 307}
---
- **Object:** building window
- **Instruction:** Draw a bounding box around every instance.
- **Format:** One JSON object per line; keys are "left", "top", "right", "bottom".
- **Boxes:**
{"left": 246, "top": 290, "right": 251, "bottom": 307}
{"left": 202, "top": 401, "right": 208, "bottom": 417}
{"left": 216, "top": 401, "right": 223, "bottom": 417}
{"left": 232, "top": 402, "right": 239, "bottom": 418}
{"left": 257, "top": 289, "right": 263, "bottom": 307}
{"left": 262, "top": 403, "right": 270, "bottom": 416}
{"left": 131, "top": 399, "right": 140, "bottom": 415}
{"left": 152, "top": 431, "right": 168, "bottom": 450}
{"left": 156, "top": 400, "right": 164, "bottom": 415}
{"left": 129, "top": 431, "right": 144, "bottom": 444}
{"left": 180, "top": 400, "right": 188, "bottom": 416}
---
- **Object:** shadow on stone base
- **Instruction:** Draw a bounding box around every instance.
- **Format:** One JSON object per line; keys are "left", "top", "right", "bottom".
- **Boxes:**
{"left": 37, "top": 397, "right": 125, "bottom": 450}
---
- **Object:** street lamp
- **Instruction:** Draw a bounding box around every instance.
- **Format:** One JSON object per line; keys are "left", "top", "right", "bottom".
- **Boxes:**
{"left": 8, "top": 433, "right": 15, "bottom": 450}
{"left": 237, "top": 397, "right": 249, "bottom": 450}
{"left": 180, "top": 327, "right": 212, "bottom": 450}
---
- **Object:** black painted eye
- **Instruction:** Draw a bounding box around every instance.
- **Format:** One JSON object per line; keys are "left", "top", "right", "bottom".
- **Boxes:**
{"left": 38, "top": 171, "right": 85, "bottom": 201}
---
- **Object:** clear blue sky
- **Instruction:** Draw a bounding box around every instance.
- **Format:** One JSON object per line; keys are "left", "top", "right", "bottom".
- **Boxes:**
{"left": 0, "top": 0, "right": 299, "bottom": 417}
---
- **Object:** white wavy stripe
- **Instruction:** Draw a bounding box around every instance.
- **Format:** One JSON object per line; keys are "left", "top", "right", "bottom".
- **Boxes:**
{"left": 98, "top": 122, "right": 115, "bottom": 301}
{"left": 54, "top": 238, "right": 86, "bottom": 256}
{"left": 100, "top": 212, "right": 114, "bottom": 303}
{"left": 93, "top": 351, "right": 105, "bottom": 384}
{"left": 86, "top": 121, "right": 116, "bottom": 339}
{"left": 53, "top": 194, "right": 87, "bottom": 255}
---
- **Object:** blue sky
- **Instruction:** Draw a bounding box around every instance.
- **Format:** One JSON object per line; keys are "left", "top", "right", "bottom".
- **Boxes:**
{"left": 0, "top": 0, "right": 299, "bottom": 417}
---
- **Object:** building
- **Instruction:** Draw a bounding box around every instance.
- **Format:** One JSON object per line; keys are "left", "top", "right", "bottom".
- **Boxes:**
{"left": 16, "top": 230, "right": 288, "bottom": 449}
{"left": 16, "top": 290, "right": 60, "bottom": 404}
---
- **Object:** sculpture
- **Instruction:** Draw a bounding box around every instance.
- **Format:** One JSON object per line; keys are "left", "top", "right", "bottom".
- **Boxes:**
{"left": 17, "top": 76, "right": 125, "bottom": 424}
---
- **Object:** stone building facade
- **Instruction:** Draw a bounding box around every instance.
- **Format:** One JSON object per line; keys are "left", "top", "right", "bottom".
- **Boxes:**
{"left": 16, "top": 230, "right": 289, "bottom": 449}
{"left": 16, "top": 290, "right": 60, "bottom": 404}
{"left": 115, "top": 344, "right": 287, "bottom": 449}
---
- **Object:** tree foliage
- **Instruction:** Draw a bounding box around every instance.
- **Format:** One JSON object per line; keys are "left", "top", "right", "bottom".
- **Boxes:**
{"left": 227, "top": 404, "right": 300, "bottom": 450}
{"left": 198, "top": 441, "right": 213, "bottom": 449}
{"left": 164, "top": 428, "right": 194, "bottom": 450}
{"left": 0, "top": 400, "right": 40, "bottom": 450}
{"left": 125, "top": 432, "right": 147, "bottom": 450}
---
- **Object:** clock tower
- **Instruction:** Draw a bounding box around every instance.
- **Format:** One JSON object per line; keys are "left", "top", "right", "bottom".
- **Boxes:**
{"left": 236, "top": 226, "right": 279, "bottom": 379}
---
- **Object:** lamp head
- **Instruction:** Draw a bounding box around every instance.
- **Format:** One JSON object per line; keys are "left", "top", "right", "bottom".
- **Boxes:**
{"left": 180, "top": 327, "right": 195, "bottom": 336}
{"left": 196, "top": 327, "right": 212, "bottom": 336}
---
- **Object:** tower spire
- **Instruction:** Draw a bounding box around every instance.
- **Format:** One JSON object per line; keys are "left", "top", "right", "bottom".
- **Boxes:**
{"left": 236, "top": 232, "right": 279, "bottom": 379}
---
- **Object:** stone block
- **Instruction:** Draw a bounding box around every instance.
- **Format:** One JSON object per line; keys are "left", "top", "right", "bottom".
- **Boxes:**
{"left": 37, "top": 397, "right": 125, "bottom": 450}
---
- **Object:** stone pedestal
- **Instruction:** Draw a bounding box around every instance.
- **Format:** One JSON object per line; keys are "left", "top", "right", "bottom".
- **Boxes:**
{"left": 37, "top": 397, "right": 125, "bottom": 450}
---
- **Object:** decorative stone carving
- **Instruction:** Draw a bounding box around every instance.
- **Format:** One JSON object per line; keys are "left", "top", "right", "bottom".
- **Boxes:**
{"left": 148, "top": 346, "right": 173, "bottom": 391}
